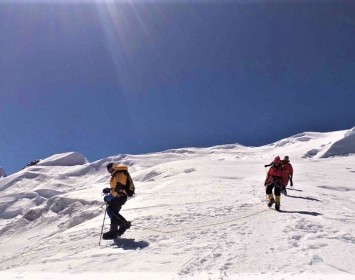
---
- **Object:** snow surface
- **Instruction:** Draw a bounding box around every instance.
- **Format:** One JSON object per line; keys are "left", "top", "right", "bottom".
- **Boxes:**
{"left": 0, "top": 129, "right": 355, "bottom": 280}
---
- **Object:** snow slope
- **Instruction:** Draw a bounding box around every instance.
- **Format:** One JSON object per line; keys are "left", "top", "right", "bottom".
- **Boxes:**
{"left": 0, "top": 130, "right": 355, "bottom": 280}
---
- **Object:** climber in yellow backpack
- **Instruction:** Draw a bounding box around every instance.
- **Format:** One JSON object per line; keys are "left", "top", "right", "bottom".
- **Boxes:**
{"left": 102, "top": 162, "right": 135, "bottom": 239}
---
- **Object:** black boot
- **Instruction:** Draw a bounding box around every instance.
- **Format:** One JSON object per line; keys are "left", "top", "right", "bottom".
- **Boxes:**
{"left": 275, "top": 203, "right": 280, "bottom": 211}
{"left": 117, "top": 221, "right": 131, "bottom": 236}
{"left": 102, "top": 224, "right": 119, "bottom": 240}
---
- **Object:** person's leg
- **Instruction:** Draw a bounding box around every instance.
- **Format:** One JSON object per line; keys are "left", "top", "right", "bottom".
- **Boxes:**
{"left": 111, "top": 195, "right": 131, "bottom": 236}
{"left": 266, "top": 185, "right": 275, "bottom": 207}
{"left": 274, "top": 185, "right": 281, "bottom": 210}
{"left": 103, "top": 195, "right": 127, "bottom": 239}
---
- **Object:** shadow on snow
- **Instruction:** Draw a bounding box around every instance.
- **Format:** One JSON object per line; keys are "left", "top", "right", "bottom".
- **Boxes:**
{"left": 286, "top": 194, "right": 322, "bottom": 202}
{"left": 286, "top": 187, "right": 303, "bottom": 192}
{"left": 111, "top": 238, "right": 150, "bottom": 250}
{"left": 277, "top": 210, "right": 322, "bottom": 216}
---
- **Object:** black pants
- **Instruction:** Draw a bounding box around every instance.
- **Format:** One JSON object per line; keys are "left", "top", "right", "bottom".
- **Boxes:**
{"left": 266, "top": 183, "right": 281, "bottom": 196}
{"left": 107, "top": 194, "right": 128, "bottom": 226}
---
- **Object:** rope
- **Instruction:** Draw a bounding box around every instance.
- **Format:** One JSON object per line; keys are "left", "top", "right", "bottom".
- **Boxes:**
{"left": 111, "top": 208, "right": 269, "bottom": 234}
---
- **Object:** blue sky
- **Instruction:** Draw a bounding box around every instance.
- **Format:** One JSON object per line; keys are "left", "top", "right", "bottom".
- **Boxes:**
{"left": 1, "top": 1, "right": 354, "bottom": 174}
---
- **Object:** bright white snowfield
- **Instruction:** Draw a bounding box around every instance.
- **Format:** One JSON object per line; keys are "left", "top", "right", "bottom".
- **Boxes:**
{"left": 1, "top": 129, "right": 355, "bottom": 280}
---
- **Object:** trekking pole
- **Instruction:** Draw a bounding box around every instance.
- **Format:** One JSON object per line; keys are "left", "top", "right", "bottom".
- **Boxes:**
{"left": 99, "top": 203, "right": 108, "bottom": 246}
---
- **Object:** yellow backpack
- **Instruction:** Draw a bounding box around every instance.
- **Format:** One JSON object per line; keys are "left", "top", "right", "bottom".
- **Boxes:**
{"left": 111, "top": 164, "right": 135, "bottom": 197}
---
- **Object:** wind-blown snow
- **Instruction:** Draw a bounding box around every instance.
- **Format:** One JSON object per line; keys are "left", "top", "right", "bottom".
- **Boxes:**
{"left": 36, "top": 152, "right": 89, "bottom": 167}
{"left": 0, "top": 129, "right": 355, "bottom": 280}
{"left": 322, "top": 127, "right": 355, "bottom": 158}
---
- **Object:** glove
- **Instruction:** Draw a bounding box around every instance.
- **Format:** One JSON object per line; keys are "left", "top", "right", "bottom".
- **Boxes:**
{"left": 102, "top": 188, "right": 111, "bottom": 194}
{"left": 104, "top": 194, "right": 113, "bottom": 203}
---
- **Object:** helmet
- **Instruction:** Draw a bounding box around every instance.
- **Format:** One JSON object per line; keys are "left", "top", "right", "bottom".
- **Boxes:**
{"left": 273, "top": 156, "right": 281, "bottom": 164}
{"left": 106, "top": 162, "right": 114, "bottom": 171}
{"left": 284, "top": 156, "right": 289, "bottom": 162}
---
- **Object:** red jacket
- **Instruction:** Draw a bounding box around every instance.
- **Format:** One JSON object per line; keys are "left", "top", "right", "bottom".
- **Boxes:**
{"left": 282, "top": 161, "right": 293, "bottom": 186}
{"left": 265, "top": 165, "right": 283, "bottom": 186}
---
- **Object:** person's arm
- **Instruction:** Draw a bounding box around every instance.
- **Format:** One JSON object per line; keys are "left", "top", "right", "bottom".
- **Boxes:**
{"left": 289, "top": 174, "right": 293, "bottom": 186}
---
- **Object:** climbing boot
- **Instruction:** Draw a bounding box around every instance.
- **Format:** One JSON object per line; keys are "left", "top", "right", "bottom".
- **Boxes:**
{"left": 117, "top": 221, "right": 131, "bottom": 236}
{"left": 102, "top": 224, "right": 119, "bottom": 240}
